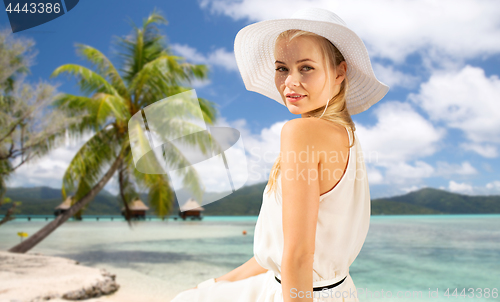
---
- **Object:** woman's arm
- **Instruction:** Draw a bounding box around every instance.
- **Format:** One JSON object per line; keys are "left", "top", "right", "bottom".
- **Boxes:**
{"left": 215, "top": 256, "right": 268, "bottom": 283}
{"left": 280, "top": 119, "right": 322, "bottom": 302}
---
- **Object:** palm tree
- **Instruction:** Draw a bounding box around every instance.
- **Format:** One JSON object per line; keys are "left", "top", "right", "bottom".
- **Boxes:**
{"left": 8, "top": 10, "right": 218, "bottom": 253}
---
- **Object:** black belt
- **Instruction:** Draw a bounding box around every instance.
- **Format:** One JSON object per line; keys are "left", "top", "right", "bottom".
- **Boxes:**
{"left": 275, "top": 275, "right": 347, "bottom": 292}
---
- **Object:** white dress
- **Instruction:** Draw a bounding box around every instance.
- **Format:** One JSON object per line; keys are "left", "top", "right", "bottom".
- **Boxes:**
{"left": 171, "top": 127, "right": 370, "bottom": 302}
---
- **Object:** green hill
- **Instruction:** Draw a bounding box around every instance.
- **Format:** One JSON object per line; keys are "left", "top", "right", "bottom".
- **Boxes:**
{"left": 371, "top": 199, "right": 442, "bottom": 215}
{"left": 1, "top": 184, "right": 499, "bottom": 216}
{"left": 372, "top": 187, "right": 500, "bottom": 214}
{"left": 201, "top": 182, "right": 268, "bottom": 216}
{"left": 1, "top": 187, "right": 122, "bottom": 215}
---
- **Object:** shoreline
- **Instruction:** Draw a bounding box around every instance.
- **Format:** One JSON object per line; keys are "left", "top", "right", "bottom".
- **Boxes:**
{"left": 1, "top": 213, "right": 499, "bottom": 223}
{"left": 0, "top": 250, "right": 179, "bottom": 302}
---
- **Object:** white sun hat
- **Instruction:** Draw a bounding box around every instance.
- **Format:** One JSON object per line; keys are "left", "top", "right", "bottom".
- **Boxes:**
{"left": 234, "top": 7, "right": 389, "bottom": 115}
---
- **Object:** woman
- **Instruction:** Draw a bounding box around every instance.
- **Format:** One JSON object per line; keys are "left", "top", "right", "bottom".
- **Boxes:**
{"left": 171, "top": 7, "right": 389, "bottom": 302}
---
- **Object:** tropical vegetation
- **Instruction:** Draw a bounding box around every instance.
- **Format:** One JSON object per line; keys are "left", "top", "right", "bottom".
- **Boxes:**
{"left": 0, "top": 29, "right": 75, "bottom": 226}
{"left": 8, "top": 10, "right": 218, "bottom": 253}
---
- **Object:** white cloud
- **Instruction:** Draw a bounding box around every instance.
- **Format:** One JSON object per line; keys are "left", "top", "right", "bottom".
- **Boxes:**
{"left": 356, "top": 100, "right": 445, "bottom": 165}
{"left": 6, "top": 131, "right": 120, "bottom": 195}
{"left": 244, "top": 121, "right": 287, "bottom": 184}
{"left": 170, "top": 43, "right": 238, "bottom": 72}
{"left": 7, "top": 113, "right": 500, "bottom": 197}
{"left": 170, "top": 43, "right": 205, "bottom": 63}
{"left": 461, "top": 143, "right": 498, "bottom": 158}
{"left": 444, "top": 180, "right": 500, "bottom": 195}
{"left": 435, "top": 161, "right": 478, "bottom": 177}
{"left": 189, "top": 78, "right": 212, "bottom": 89}
{"left": 8, "top": 148, "right": 74, "bottom": 189}
{"left": 384, "top": 161, "right": 435, "bottom": 184}
{"left": 410, "top": 65, "right": 500, "bottom": 152}
{"left": 486, "top": 180, "right": 500, "bottom": 191}
{"left": 202, "top": 116, "right": 286, "bottom": 186}
{"left": 200, "top": 0, "right": 500, "bottom": 64}
{"left": 372, "top": 63, "right": 419, "bottom": 89}
{"left": 355, "top": 100, "right": 446, "bottom": 185}
{"left": 6, "top": 114, "right": 283, "bottom": 196}
{"left": 366, "top": 166, "right": 384, "bottom": 185}
{"left": 400, "top": 185, "right": 422, "bottom": 194}
{"left": 448, "top": 180, "right": 474, "bottom": 194}
{"left": 482, "top": 162, "right": 493, "bottom": 173}
{"left": 208, "top": 48, "right": 239, "bottom": 72}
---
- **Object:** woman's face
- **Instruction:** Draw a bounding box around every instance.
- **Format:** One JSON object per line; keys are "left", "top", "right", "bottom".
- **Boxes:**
{"left": 274, "top": 35, "right": 346, "bottom": 117}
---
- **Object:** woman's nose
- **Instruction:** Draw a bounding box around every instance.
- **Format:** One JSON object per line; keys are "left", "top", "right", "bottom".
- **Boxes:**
{"left": 284, "top": 72, "right": 299, "bottom": 87}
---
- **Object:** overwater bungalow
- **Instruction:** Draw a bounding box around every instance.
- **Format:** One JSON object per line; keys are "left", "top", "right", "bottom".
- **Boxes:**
{"left": 54, "top": 196, "right": 73, "bottom": 216}
{"left": 179, "top": 198, "right": 204, "bottom": 220}
{"left": 121, "top": 198, "right": 149, "bottom": 220}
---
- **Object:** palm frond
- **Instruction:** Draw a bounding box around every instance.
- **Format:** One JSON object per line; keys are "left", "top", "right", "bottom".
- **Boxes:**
{"left": 116, "top": 11, "right": 168, "bottom": 83}
{"left": 75, "top": 44, "right": 129, "bottom": 97}
{"left": 179, "top": 61, "right": 209, "bottom": 82}
{"left": 51, "top": 64, "right": 119, "bottom": 96}
{"left": 128, "top": 56, "right": 210, "bottom": 109}
{"left": 61, "top": 126, "right": 118, "bottom": 200}
{"left": 137, "top": 173, "right": 174, "bottom": 218}
{"left": 52, "top": 94, "right": 94, "bottom": 115}
{"left": 129, "top": 55, "right": 192, "bottom": 97}
{"left": 54, "top": 93, "right": 129, "bottom": 126}
{"left": 142, "top": 9, "right": 168, "bottom": 30}
{"left": 197, "top": 97, "right": 218, "bottom": 125}
{"left": 92, "top": 93, "right": 131, "bottom": 123}
{"left": 133, "top": 137, "right": 204, "bottom": 203}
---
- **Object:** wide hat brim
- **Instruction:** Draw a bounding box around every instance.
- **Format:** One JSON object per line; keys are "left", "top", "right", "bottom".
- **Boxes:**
{"left": 234, "top": 8, "right": 389, "bottom": 115}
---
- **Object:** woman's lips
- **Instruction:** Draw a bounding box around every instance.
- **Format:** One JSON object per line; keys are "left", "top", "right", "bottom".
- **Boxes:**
{"left": 286, "top": 95, "right": 305, "bottom": 103}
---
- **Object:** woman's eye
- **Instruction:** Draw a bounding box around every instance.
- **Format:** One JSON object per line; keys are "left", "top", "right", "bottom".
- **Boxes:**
{"left": 275, "top": 66, "right": 312, "bottom": 72}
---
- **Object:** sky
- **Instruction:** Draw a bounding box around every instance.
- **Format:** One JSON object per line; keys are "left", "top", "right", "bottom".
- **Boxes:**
{"left": 2, "top": 0, "right": 500, "bottom": 199}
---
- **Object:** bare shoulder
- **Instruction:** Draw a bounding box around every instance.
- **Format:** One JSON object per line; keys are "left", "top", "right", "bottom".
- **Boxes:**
{"left": 280, "top": 118, "right": 316, "bottom": 140}
{"left": 281, "top": 118, "right": 346, "bottom": 146}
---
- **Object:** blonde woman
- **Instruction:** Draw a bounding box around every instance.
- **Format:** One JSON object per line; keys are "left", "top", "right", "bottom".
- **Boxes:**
{"left": 171, "top": 7, "right": 389, "bottom": 302}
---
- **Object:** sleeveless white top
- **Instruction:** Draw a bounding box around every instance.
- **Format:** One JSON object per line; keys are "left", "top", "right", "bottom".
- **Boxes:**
{"left": 253, "top": 127, "right": 371, "bottom": 288}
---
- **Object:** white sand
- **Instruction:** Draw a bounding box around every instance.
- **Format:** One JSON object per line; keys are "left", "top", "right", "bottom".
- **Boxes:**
{"left": 0, "top": 251, "right": 180, "bottom": 302}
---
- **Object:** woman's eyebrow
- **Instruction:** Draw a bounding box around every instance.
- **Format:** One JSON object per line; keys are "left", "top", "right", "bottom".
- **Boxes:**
{"left": 275, "top": 58, "right": 316, "bottom": 64}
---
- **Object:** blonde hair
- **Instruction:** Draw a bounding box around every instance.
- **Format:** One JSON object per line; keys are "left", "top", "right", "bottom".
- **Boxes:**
{"left": 266, "top": 29, "right": 356, "bottom": 197}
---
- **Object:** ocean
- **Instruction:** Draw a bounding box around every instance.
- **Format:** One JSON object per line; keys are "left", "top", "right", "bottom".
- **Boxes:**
{"left": 1, "top": 214, "right": 499, "bottom": 301}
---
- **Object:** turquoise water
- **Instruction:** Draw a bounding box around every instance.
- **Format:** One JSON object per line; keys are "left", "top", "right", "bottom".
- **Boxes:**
{"left": 1, "top": 214, "right": 499, "bottom": 301}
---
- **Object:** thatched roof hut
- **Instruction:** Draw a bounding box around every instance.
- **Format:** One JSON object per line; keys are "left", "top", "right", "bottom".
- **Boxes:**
{"left": 55, "top": 196, "right": 73, "bottom": 210}
{"left": 180, "top": 198, "right": 205, "bottom": 212}
{"left": 121, "top": 198, "right": 149, "bottom": 211}
{"left": 121, "top": 198, "right": 149, "bottom": 219}
{"left": 54, "top": 196, "right": 74, "bottom": 216}
{"left": 178, "top": 198, "right": 204, "bottom": 220}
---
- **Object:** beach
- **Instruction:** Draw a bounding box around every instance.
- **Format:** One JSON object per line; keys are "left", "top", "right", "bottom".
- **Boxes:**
{"left": 0, "top": 250, "right": 118, "bottom": 302}
{"left": 0, "top": 215, "right": 499, "bottom": 302}
{"left": 0, "top": 217, "right": 256, "bottom": 302}
{"left": 0, "top": 248, "right": 190, "bottom": 302}
{"left": 0, "top": 249, "right": 185, "bottom": 302}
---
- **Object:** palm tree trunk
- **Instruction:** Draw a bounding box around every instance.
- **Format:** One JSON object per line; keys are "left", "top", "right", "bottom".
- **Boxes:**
{"left": 119, "top": 163, "right": 133, "bottom": 221}
{"left": 8, "top": 153, "right": 124, "bottom": 254}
